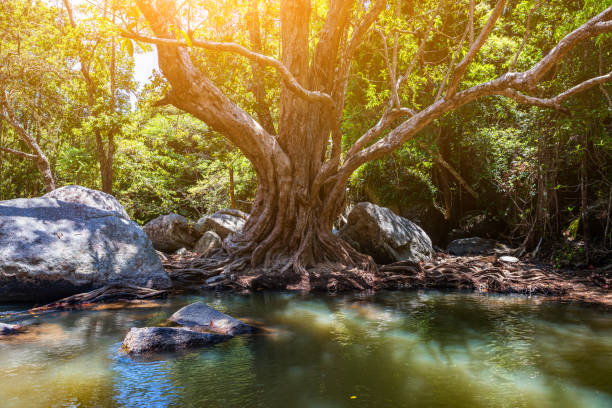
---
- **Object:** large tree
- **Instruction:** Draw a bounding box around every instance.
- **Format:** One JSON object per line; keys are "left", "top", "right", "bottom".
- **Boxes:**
{"left": 124, "top": 0, "right": 612, "bottom": 288}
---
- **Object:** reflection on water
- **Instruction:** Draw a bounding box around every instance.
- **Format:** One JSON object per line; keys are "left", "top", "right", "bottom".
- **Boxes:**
{"left": 0, "top": 291, "right": 611, "bottom": 407}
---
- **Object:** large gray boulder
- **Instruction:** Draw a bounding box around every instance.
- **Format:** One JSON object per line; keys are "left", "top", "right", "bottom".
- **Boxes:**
{"left": 122, "top": 327, "right": 230, "bottom": 354}
{"left": 169, "top": 302, "right": 253, "bottom": 335}
{"left": 0, "top": 197, "right": 171, "bottom": 302}
{"left": 142, "top": 213, "right": 200, "bottom": 253}
{"left": 44, "top": 185, "right": 130, "bottom": 220}
{"left": 339, "top": 202, "right": 434, "bottom": 264}
{"left": 446, "top": 237, "right": 509, "bottom": 256}
{"left": 194, "top": 209, "right": 247, "bottom": 239}
{"left": 193, "top": 231, "right": 222, "bottom": 255}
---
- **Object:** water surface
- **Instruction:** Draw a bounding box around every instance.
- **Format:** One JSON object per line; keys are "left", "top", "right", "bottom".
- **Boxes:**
{"left": 1, "top": 291, "right": 611, "bottom": 407}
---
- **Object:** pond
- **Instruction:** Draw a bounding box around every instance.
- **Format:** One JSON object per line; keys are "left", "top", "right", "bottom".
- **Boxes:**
{"left": 0, "top": 291, "right": 611, "bottom": 408}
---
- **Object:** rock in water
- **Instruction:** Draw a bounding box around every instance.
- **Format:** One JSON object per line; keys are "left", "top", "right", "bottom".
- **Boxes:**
{"left": 194, "top": 209, "right": 247, "bottom": 239}
{"left": 339, "top": 202, "right": 434, "bottom": 264}
{"left": 0, "top": 323, "right": 20, "bottom": 335}
{"left": 142, "top": 213, "right": 200, "bottom": 253}
{"left": 122, "top": 327, "right": 230, "bottom": 354}
{"left": 0, "top": 197, "right": 171, "bottom": 302}
{"left": 44, "top": 185, "right": 130, "bottom": 220}
{"left": 169, "top": 302, "right": 253, "bottom": 335}
{"left": 498, "top": 255, "right": 520, "bottom": 263}
{"left": 193, "top": 231, "right": 222, "bottom": 255}
{"left": 446, "top": 237, "right": 497, "bottom": 256}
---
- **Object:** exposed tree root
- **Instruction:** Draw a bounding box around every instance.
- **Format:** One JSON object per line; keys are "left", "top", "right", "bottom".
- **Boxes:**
{"left": 1, "top": 284, "right": 168, "bottom": 323}
{"left": 164, "top": 251, "right": 611, "bottom": 306}
{"left": 380, "top": 254, "right": 612, "bottom": 306}
{"left": 32, "top": 284, "right": 168, "bottom": 309}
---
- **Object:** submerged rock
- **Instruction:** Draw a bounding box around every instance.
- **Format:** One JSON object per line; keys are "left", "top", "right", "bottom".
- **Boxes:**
{"left": 143, "top": 213, "right": 200, "bottom": 253}
{"left": 339, "top": 202, "right": 434, "bottom": 264}
{"left": 447, "top": 237, "right": 500, "bottom": 256}
{"left": 44, "top": 185, "right": 130, "bottom": 220}
{"left": 193, "top": 231, "right": 222, "bottom": 255}
{"left": 0, "top": 196, "right": 171, "bottom": 302}
{"left": 170, "top": 302, "right": 253, "bottom": 335}
{"left": 122, "top": 327, "right": 230, "bottom": 354}
{"left": 194, "top": 209, "right": 247, "bottom": 239}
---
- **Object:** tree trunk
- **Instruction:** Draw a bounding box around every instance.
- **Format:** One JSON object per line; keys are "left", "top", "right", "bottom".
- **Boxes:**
{"left": 35, "top": 155, "right": 56, "bottom": 193}
{"left": 100, "top": 150, "right": 114, "bottom": 194}
{"left": 581, "top": 130, "right": 589, "bottom": 263}
{"left": 225, "top": 165, "right": 374, "bottom": 285}
{"left": 229, "top": 165, "right": 236, "bottom": 209}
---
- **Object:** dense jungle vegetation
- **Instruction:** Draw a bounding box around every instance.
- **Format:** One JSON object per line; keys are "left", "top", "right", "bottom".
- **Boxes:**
{"left": 1, "top": 0, "right": 610, "bottom": 267}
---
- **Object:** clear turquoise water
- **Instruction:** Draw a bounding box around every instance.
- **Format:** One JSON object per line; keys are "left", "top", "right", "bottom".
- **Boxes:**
{"left": 0, "top": 291, "right": 611, "bottom": 408}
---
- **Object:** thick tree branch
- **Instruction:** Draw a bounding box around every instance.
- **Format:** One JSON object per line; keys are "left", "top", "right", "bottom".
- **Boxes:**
{"left": 122, "top": 31, "right": 334, "bottom": 108}
{"left": 397, "top": 5, "right": 439, "bottom": 90}
{"left": 0, "top": 145, "right": 37, "bottom": 160}
{"left": 498, "top": 71, "right": 612, "bottom": 112}
{"left": 312, "top": 0, "right": 354, "bottom": 88}
{"left": 246, "top": 0, "right": 276, "bottom": 135}
{"left": 375, "top": 27, "right": 399, "bottom": 107}
{"left": 508, "top": 0, "right": 541, "bottom": 72}
{"left": 343, "top": 107, "right": 413, "bottom": 162}
{"left": 514, "top": 7, "right": 612, "bottom": 89}
{"left": 0, "top": 96, "right": 55, "bottom": 191}
{"left": 436, "top": 12, "right": 470, "bottom": 100}
{"left": 446, "top": 0, "right": 507, "bottom": 98}
{"left": 333, "top": 0, "right": 386, "bottom": 106}
{"left": 316, "top": 0, "right": 386, "bottom": 188}
{"left": 134, "top": 0, "right": 290, "bottom": 178}
{"left": 344, "top": 0, "right": 387, "bottom": 62}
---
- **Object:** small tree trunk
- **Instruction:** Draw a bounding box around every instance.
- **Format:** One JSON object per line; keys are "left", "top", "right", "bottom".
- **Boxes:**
{"left": 229, "top": 165, "right": 236, "bottom": 209}
{"left": 605, "top": 187, "right": 612, "bottom": 248}
{"left": 36, "top": 155, "right": 56, "bottom": 193}
{"left": 581, "top": 131, "right": 589, "bottom": 263}
{"left": 101, "top": 2, "right": 117, "bottom": 195}
{"left": 100, "top": 153, "right": 113, "bottom": 194}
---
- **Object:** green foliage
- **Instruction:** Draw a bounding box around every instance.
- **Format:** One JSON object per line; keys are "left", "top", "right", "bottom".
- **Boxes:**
{"left": 113, "top": 110, "right": 256, "bottom": 223}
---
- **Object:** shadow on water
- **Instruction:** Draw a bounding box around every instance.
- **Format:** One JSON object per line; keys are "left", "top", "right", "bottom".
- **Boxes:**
{"left": 0, "top": 290, "right": 611, "bottom": 407}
